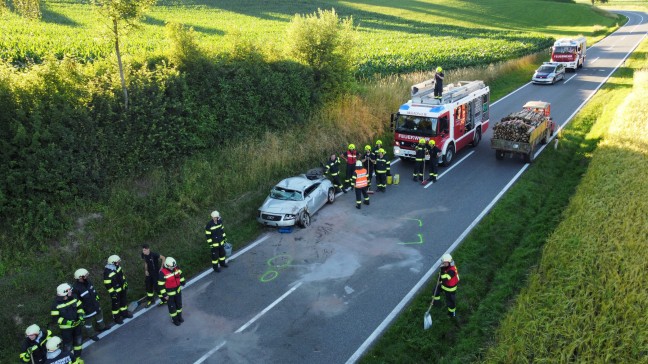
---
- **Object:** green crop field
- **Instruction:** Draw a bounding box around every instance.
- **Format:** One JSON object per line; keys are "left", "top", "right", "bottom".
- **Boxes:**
{"left": 1, "top": 0, "right": 619, "bottom": 75}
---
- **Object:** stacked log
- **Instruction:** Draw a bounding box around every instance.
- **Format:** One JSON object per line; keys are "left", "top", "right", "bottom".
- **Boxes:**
{"left": 493, "top": 110, "right": 545, "bottom": 142}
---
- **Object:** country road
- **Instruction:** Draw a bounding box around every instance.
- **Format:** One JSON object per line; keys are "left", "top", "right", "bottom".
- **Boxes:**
{"left": 81, "top": 10, "right": 648, "bottom": 364}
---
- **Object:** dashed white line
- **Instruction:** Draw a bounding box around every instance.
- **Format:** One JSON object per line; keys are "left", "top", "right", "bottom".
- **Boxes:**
{"left": 193, "top": 341, "right": 227, "bottom": 364}
{"left": 590, "top": 56, "right": 600, "bottom": 64}
{"left": 236, "top": 282, "right": 303, "bottom": 333}
{"left": 563, "top": 74, "right": 577, "bottom": 84}
{"left": 424, "top": 151, "right": 475, "bottom": 188}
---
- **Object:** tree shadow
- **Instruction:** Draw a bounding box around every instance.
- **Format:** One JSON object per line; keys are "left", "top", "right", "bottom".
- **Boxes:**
{"left": 143, "top": 15, "right": 225, "bottom": 36}
{"left": 40, "top": 5, "right": 80, "bottom": 27}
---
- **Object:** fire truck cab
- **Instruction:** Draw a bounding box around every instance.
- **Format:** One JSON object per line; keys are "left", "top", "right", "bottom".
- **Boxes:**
{"left": 391, "top": 79, "right": 490, "bottom": 166}
{"left": 551, "top": 37, "right": 586, "bottom": 71}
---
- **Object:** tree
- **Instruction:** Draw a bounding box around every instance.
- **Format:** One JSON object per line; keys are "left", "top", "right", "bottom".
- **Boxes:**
{"left": 287, "top": 8, "right": 357, "bottom": 102}
{"left": 93, "top": 0, "right": 155, "bottom": 110}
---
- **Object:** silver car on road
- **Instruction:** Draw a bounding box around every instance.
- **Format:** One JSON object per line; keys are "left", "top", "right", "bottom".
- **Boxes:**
{"left": 257, "top": 169, "right": 336, "bottom": 228}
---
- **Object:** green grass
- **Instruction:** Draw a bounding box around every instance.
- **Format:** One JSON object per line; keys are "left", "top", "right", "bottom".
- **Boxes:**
{"left": 0, "top": 0, "right": 620, "bottom": 74}
{"left": 360, "top": 36, "right": 648, "bottom": 364}
{"left": 0, "top": 1, "right": 628, "bottom": 362}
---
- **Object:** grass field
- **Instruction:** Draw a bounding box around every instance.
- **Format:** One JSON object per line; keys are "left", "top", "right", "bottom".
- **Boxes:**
{"left": 0, "top": 1, "right": 629, "bottom": 362}
{"left": 0, "top": 0, "right": 619, "bottom": 75}
{"left": 361, "top": 33, "right": 648, "bottom": 364}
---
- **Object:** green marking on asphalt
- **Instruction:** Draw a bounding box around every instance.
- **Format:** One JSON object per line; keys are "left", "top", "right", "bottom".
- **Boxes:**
{"left": 398, "top": 233, "right": 423, "bottom": 245}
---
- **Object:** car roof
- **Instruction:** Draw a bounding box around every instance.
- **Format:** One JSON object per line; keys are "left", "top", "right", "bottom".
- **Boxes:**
{"left": 275, "top": 175, "right": 318, "bottom": 191}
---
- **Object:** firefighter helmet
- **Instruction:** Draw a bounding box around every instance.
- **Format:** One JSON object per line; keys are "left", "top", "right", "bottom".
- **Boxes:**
{"left": 25, "top": 324, "right": 40, "bottom": 336}
{"left": 355, "top": 161, "right": 363, "bottom": 167}
{"left": 46, "top": 336, "right": 62, "bottom": 352}
{"left": 164, "top": 257, "right": 177, "bottom": 269}
{"left": 211, "top": 210, "right": 220, "bottom": 218}
{"left": 376, "top": 140, "right": 383, "bottom": 145}
{"left": 419, "top": 138, "right": 426, "bottom": 144}
{"left": 441, "top": 253, "right": 453, "bottom": 263}
{"left": 364, "top": 145, "right": 371, "bottom": 151}
{"left": 429, "top": 139, "right": 436, "bottom": 146}
{"left": 74, "top": 268, "right": 89, "bottom": 280}
{"left": 348, "top": 144, "right": 356, "bottom": 150}
{"left": 436, "top": 66, "right": 443, "bottom": 73}
{"left": 378, "top": 148, "right": 385, "bottom": 154}
{"left": 108, "top": 255, "right": 121, "bottom": 265}
{"left": 56, "top": 283, "right": 72, "bottom": 297}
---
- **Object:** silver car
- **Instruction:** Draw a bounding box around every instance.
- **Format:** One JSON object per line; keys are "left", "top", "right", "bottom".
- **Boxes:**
{"left": 257, "top": 169, "right": 335, "bottom": 228}
{"left": 532, "top": 62, "right": 566, "bottom": 84}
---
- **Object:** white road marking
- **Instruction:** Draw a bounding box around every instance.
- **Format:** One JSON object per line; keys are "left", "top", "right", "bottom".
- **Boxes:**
{"left": 563, "top": 74, "right": 577, "bottom": 84}
{"left": 590, "top": 56, "right": 600, "bottom": 64}
{"left": 193, "top": 341, "right": 227, "bottom": 364}
{"left": 424, "top": 151, "right": 475, "bottom": 188}
{"left": 235, "top": 282, "right": 303, "bottom": 333}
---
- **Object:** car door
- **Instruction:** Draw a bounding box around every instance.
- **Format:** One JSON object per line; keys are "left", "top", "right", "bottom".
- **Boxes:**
{"left": 558, "top": 64, "right": 565, "bottom": 80}
{"left": 304, "top": 183, "right": 320, "bottom": 212}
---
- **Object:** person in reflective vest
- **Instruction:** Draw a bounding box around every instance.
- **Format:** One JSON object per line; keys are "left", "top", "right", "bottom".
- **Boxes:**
{"left": 44, "top": 336, "right": 83, "bottom": 364}
{"left": 20, "top": 324, "right": 52, "bottom": 364}
{"left": 51, "top": 283, "right": 85, "bottom": 357}
{"left": 72, "top": 268, "right": 107, "bottom": 341}
{"left": 324, "top": 153, "right": 344, "bottom": 193}
{"left": 426, "top": 139, "right": 442, "bottom": 183}
{"left": 432, "top": 254, "right": 459, "bottom": 317}
{"left": 339, "top": 144, "right": 358, "bottom": 191}
{"left": 413, "top": 138, "right": 427, "bottom": 181}
{"left": 351, "top": 161, "right": 370, "bottom": 209}
{"left": 205, "top": 210, "right": 229, "bottom": 273}
{"left": 362, "top": 145, "right": 376, "bottom": 189}
{"left": 158, "top": 257, "right": 186, "bottom": 326}
{"left": 374, "top": 148, "right": 391, "bottom": 192}
{"left": 103, "top": 255, "right": 133, "bottom": 325}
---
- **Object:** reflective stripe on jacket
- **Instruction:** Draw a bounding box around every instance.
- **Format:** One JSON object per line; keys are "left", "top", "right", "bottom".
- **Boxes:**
{"left": 353, "top": 168, "right": 368, "bottom": 188}
{"left": 441, "top": 265, "right": 459, "bottom": 292}
{"left": 345, "top": 150, "right": 357, "bottom": 165}
{"left": 158, "top": 267, "right": 185, "bottom": 296}
{"left": 205, "top": 218, "right": 226, "bottom": 247}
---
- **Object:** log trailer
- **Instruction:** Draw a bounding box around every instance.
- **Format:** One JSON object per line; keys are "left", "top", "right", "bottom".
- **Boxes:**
{"left": 491, "top": 101, "right": 555, "bottom": 163}
{"left": 390, "top": 79, "right": 490, "bottom": 166}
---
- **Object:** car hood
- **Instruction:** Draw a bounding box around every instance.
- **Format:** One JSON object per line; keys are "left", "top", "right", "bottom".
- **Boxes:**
{"left": 259, "top": 198, "right": 305, "bottom": 214}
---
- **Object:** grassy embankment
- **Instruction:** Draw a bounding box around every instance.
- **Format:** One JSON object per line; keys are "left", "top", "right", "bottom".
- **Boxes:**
{"left": 363, "top": 25, "right": 647, "bottom": 364}
{"left": 0, "top": 1, "right": 621, "bottom": 362}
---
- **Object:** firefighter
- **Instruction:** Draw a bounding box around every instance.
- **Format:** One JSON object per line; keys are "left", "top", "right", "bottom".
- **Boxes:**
{"left": 373, "top": 139, "right": 384, "bottom": 155}
{"left": 20, "top": 324, "right": 52, "bottom": 364}
{"left": 206, "top": 210, "right": 229, "bottom": 272}
{"left": 158, "top": 257, "right": 186, "bottom": 326}
{"left": 362, "top": 145, "right": 375, "bottom": 189}
{"left": 339, "top": 143, "right": 358, "bottom": 191}
{"left": 141, "top": 244, "right": 165, "bottom": 307}
{"left": 103, "top": 255, "right": 133, "bottom": 325}
{"left": 51, "top": 283, "right": 84, "bottom": 357}
{"left": 432, "top": 254, "right": 460, "bottom": 318}
{"left": 44, "top": 336, "right": 83, "bottom": 364}
{"left": 374, "top": 148, "right": 390, "bottom": 192}
{"left": 413, "top": 138, "right": 427, "bottom": 182}
{"left": 426, "top": 139, "right": 442, "bottom": 183}
{"left": 351, "top": 161, "right": 370, "bottom": 209}
{"left": 434, "top": 66, "right": 445, "bottom": 99}
{"left": 72, "top": 268, "right": 107, "bottom": 341}
{"left": 324, "top": 153, "right": 344, "bottom": 193}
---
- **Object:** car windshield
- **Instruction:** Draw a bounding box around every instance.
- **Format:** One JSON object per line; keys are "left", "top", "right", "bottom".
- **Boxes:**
{"left": 538, "top": 66, "right": 556, "bottom": 73}
{"left": 270, "top": 187, "right": 303, "bottom": 201}
{"left": 554, "top": 46, "right": 576, "bottom": 54}
{"left": 394, "top": 114, "right": 437, "bottom": 136}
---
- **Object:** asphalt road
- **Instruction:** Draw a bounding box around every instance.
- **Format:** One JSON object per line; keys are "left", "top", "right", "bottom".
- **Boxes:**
{"left": 82, "top": 11, "right": 648, "bottom": 364}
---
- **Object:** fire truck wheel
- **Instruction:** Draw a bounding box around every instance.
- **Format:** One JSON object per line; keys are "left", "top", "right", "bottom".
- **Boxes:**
{"left": 442, "top": 143, "right": 455, "bottom": 166}
{"left": 471, "top": 129, "right": 481, "bottom": 147}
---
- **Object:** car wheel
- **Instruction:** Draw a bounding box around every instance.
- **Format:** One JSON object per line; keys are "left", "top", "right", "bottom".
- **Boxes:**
{"left": 495, "top": 150, "right": 504, "bottom": 160}
{"left": 442, "top": 143, "right": 455, "bottom": 166}
{"left": 298, "top": 211, "right": 311, "bottom": 228}
{"left": 327, "top": 188, "right": 335, "bottom": 204}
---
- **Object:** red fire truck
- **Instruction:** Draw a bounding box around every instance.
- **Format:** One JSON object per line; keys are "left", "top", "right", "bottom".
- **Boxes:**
{"left": 391, "top": 79, "right": 490, "bottom": 166}
{"left": 551, "top": 37, "right": 587, "bottom": 71}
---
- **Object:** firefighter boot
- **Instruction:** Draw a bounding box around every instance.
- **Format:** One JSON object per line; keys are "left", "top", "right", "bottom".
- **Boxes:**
{"left": 123, "top": 310, "right": 133, "bottom": 319}
{"left": 178, "top": 312, "right": 184, "bottom": 323}
{"left": 114, "top": 315, "right": 124, "bottom": 325}
{"left": 221, "top": 261, "right": 229, "bottom": 268}
{"left": 172, "top": 317, "right": 181, "bottom": 326}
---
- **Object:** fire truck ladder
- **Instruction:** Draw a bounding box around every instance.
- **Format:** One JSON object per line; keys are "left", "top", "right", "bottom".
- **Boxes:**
{"left": 411, "top": 79, "right": 485, "bottom": 105}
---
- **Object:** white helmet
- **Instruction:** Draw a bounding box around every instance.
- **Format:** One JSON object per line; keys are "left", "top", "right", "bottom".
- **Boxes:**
{"left": 355, "top": 161, "right": 363, "bottom": 167}
{"left": 46, "top": 336, "right": 62, "bottom": 352}
{"left": 164, "top": 257, "right": 177, "bottom": 269}
{"left": 25, "top": 324, "right": 40, "bottom": 336}
{"left": 74, "top": 268, "right": 89, "bottom": 280}
{"left": 211, "top": 210, "right": 220, "bottom": 218}
{"left": 108, "top": 255, "right": 121, "bottom": 265}
{"left": 56, "top": 283, "right": 72, "bottom": 297}
{"left": 440, "top": 253, "right": 453, "bottom": 263}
